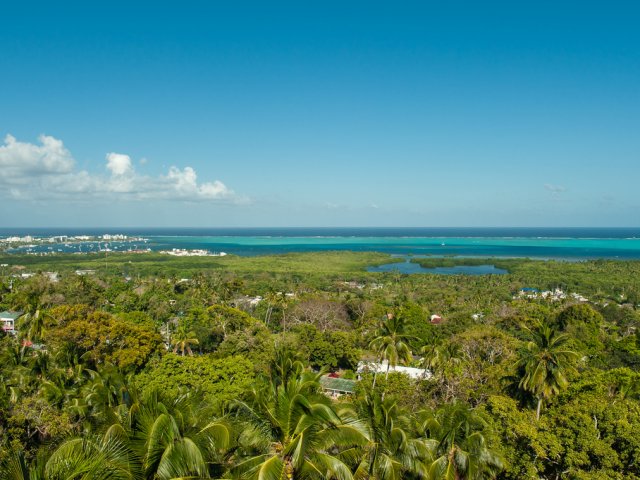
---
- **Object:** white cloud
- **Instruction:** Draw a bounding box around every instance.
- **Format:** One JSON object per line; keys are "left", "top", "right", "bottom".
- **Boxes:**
{"left": 0, "top": 134, "right": 74, "bottom": 184}
{"left": 106, "top": 152, "right": 134, "bottom": 176}
{"left": 0, "top": 134, "right": 241, "bottom": 203}
{"left": 165, "top": 166, "right": 234, "bottom": 200}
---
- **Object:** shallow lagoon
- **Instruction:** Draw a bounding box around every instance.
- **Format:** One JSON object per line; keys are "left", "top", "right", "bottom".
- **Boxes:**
{"left": 4, "top": 227, "right": 640, "bottom": 259}
{"left": 367, "top": 259, "right": 508, "bottom": 275}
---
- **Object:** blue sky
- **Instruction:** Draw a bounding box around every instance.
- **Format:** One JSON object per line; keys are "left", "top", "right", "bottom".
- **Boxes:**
{"left": 1, "top": 1, "right": 638, "bottom": 227}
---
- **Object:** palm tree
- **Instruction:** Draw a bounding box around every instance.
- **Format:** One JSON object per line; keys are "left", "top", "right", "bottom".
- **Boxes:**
{"left": 516, "top": 323, "right": 578, "bottom": 420}
{"left": 172, "top": 322, "right": 199, "bottom": 356}
{"left": 189, "top": 272, "right": 216, "bottom": 306}
{"left": 75, "top": 366, "right": 131, "bottom": 430}
{"left": 421, "top": 342, "right": 464, "bottom": 402}
{"left": 369, "top": 313, "right": 415, "bottom": 392}
{"left": 0, "top": 450, "right": 40, "bottom": 480}
{"left": 2, "top": 343, "right": 35, "bottom": 404}
{"left": 129, "top": 391, "right": 230, "bottom": 480}
{"left": 267, "top": 345, "right": 305, "bottom": 389}
{"left": 418, "top": 402, "right": 503, "bottom": 480}
{"left": 419, "top": 336, "right": 442, "bottom": 379}
{"left": 351, "top": 391, "right": 431, "bottom": 479}
{"left": 17, "top": 308, "right": 48, "bottom": 343}
{"left": 263, "top": 289, "right": 280, "bottom": 328}
{"left": 230, "top": 363, "right": 367, "bottom": 480}
{"left": 43, "top": 428, "right": 136, "bottom": 480}
{"left": 3, "top": 369, "right": 229, "bottom": 480}
{"left": 12, "top": 280, "right": 46, "bottom": 341}
{"left": 0, "top": 428, "right": 135, "bottom": 480}
{"left": 275, "top": 291, "right": 292, "bottom": 333}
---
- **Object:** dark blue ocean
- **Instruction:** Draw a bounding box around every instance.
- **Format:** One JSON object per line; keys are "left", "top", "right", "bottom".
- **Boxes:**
{"left": 2, "top": 227, "right": 640, "bottom": 259}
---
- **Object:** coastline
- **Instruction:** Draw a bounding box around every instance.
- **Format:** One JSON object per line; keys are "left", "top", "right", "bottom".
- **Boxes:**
{"left": 2, "top": 228, "right": 640, "bottom": 260}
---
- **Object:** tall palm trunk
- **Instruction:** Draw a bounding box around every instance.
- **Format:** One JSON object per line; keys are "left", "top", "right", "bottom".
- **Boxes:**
{"left": 265, "top": 305, "right": 273, "bottom": 327}
{"left": 282, "top": 306, "right": 287, "bottom": 333}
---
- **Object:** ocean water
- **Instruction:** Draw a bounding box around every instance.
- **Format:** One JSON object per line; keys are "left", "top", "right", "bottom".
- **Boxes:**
{"left": 2, "top": 227, "right": 640, "bottom": 259}
{"left": 367, "top": 260, "right": 509, "bottom": 275}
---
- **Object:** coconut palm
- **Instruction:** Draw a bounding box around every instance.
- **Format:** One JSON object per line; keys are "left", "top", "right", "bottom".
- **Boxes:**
{"left": 189, "top": 272, "right": 216, "bottom": 306}
{"left": 2, "top": 343, "right": 34, "bottom": 404}
{"left": 45, "top": 427, "right": 137, "bottom": 480}
{"left": 126, "top": 390, "right": 231, "bottom": 480}
{"left": 369, "top": 314, "right": 415, "bottom": 391}
{"left": 0, "top": 428, "right": 136, "bottom": 480}
{"left": 516, "top": 322, "right": 578, "bottom": 420}
{"left": 419, "top": 336, "right": 442, "bottom": 379}
{"left": 17, "top": 309, "right": 48, "bottom": 343}
{"left": 419, "top": 339, "right": 463, "bottom": 378}
{"left": 172, "top": 322, "right": 199, "bottom": 356}
{"left": 268, "top": 345, "right": 305, "bottom": 389}
{"left": 21, "top": 388, "right": 231, "bottom": 480}
{"left": 431, "top": 344, "right": 463, "bottom": 375}
{"left": 12, "top": 281, "right": 47, "bottom": 342}
{"left": 351, "top": 391, "right": 431, "bottom": 480}
{"left": 0, "top": 450, "right": 40, "bottom": 480}
{"left": 72, "top": 366, "right": 132, "bottom": 430}
{"left": 263, "top": 289, "right": 281, "bottom": 328}
{"left": 275, "top": 291, "right": 293, "bottom": 333}
{"left": 418, "top": 402, "right": 503, "bottom": 480}
{"left": 230, "top": 363, "right": 367, "bottom": 480}
{"left": 421, "top": 342, "right": 464, "bottom": 402}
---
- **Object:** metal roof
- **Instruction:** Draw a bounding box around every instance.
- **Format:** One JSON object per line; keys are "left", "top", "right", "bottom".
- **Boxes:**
{"left": 319, "top": 376, "right": 356, "bottom": 393}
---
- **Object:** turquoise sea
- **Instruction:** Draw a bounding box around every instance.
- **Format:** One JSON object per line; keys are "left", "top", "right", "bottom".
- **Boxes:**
{"left": 2, "top": 228, "right": 640, "bottom": 259}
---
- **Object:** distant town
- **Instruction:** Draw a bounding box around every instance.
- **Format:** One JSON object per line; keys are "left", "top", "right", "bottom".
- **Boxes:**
{"left": 0, "top": 233, "right": 146, "bottom": 246}
{"left": 0, "top": 234, "right": 229, "bottom": 258}
{"left": 0, "top": 233, "right": 147, "bottom": 255}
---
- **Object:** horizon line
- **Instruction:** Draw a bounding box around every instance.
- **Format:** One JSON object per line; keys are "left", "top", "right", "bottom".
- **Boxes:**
{"left": 2, "top": 226, "right": 640, "bottom": 230}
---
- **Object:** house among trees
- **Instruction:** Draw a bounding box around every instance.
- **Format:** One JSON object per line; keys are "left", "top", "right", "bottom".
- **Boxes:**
{"left": 0, "top": 311, "right": 22, "bottom": 335}
{"left": 319, "top": 375, "right": 356, "bottom": 397}
{"left": 357, "top": 360, "right": 431, "bottom": 380}
{"left": 75, "top": 269, "right": 96, "bottom": 276}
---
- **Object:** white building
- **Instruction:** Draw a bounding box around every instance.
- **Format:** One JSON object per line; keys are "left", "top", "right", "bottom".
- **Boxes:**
{"left": 0, "top": 311, "right": 22, "bottom": 335}
{"left": 357, "top": 360, "right": 432, "bottom": 380}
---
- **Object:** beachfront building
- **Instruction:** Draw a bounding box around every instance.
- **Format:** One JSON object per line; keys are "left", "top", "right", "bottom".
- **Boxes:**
{"left": 1, "top": 311, "right": 22, "bottom": 335}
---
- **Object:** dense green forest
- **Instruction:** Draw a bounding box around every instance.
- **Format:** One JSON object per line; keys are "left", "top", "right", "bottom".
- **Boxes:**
{"left": 1, "top": 252, "right": 639, "bottom": 479}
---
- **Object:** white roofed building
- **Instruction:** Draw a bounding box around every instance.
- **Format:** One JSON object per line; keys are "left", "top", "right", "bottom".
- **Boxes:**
{"left": 357, "top": 360, "right": 432, "bottom": 380}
